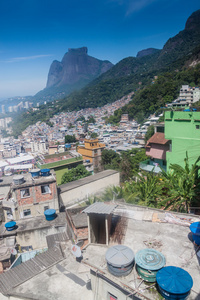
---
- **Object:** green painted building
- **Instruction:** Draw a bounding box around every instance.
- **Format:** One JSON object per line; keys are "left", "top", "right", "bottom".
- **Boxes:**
{"left": 165, "top": 110, "right": 200, "bottom": 170}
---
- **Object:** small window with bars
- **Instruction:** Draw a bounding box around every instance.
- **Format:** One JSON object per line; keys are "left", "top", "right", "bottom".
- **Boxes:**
{"left": 41, "top": 185, "right": 51, "bottom": 194}
{"left": 20, "top": 188, "right": 30, "bottom": 198}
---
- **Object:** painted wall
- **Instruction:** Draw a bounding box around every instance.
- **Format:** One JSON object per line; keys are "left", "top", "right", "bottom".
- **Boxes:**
{"left": 165, "top": 111, "right": 200, "bottom": 169}
{"left": 60, "top": 171, "right": 120, "bottom": 207}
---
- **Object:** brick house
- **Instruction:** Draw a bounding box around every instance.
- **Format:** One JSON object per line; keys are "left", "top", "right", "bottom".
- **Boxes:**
{"left": 2, "top": 170, "right": 59, "bottom": 222}
{"left": 65, "top": 207, "right": 88, "bottom": 248}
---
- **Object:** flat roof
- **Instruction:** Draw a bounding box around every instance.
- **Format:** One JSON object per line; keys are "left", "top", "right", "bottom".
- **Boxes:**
{"left": 0, "top": 204, "right": 199, "bottom": 299}
{"left": 0, "top": 212, "right": 67, "bottom": 236}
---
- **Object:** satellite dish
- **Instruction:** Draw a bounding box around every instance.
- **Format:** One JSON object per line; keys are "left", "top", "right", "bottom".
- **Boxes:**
{"left": 71, "top": 244, "right": 82, "bottom": 258}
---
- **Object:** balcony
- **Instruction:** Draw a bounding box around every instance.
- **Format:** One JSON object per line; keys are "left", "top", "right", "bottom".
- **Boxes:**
{"left": 139, "top": 159, "right": 166, "bottom": 173}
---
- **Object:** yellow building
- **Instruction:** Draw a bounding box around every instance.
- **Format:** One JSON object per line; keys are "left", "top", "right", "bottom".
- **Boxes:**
{"left": 77, "top": 138, "right": 105, "bottom": 171}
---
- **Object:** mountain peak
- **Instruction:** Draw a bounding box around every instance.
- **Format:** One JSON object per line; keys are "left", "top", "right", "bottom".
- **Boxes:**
{"left": 68, "top": 47, "right": 88, "bottom": 54}
{"left": 185, "top": 9, "right": 200, "bottom": 30}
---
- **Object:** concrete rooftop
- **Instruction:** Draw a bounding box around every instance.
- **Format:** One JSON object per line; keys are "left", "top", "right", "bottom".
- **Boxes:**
{"left": 0, "top": 212, "right": 67, "bottom": 236}
{"left": 0, "top": 204, "right": 200, "bottom": 300}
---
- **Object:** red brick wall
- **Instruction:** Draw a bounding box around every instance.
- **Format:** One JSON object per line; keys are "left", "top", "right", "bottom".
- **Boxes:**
{"left": 16, "top": 182, "right": 57, "bottom": 206}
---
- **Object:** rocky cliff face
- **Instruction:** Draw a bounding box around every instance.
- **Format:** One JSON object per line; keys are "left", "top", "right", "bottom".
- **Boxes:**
{"left": 136, "top": 48, "right": 160, "bottom": 58}
{"left": 46, "top": 47, "right": 113, "bottom": 88}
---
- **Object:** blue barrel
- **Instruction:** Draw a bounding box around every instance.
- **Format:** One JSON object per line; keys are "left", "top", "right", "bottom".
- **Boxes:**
{"left": 44, "top": 209, "right": 56, "bottom": 221}
{"left": 40, "top": 169, "right": 50, "bottom": 176}
{"left": 30, "top": 169, "right": 41, "bottom": 178}
{"left": 5, "top": 221, "right": 16, "bottom": 231}
{"left": 156, "top": 266, "right": 193, "bottom": 299}
{"left": 135, "top": 248, "right": 166, "bottom": 282}
{"left": 190, "top": 222, "right": 200, "bottom": 245}
{"left": 105, "top": 245, "right": 134, "bottom": 277}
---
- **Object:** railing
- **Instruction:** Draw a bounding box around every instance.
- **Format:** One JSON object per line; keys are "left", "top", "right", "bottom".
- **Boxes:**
{"left": 139, "top": 160, "right": 166, "bottom": 173}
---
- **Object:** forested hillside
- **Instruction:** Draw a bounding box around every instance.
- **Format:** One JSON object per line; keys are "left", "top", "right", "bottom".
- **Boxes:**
{"left": 10, "top": 10, "right": 200, "bottom": 136}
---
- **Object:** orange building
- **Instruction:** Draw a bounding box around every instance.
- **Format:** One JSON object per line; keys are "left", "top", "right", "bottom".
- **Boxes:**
{"left": 77, "top": 138, "right": 105, "bottom": 171}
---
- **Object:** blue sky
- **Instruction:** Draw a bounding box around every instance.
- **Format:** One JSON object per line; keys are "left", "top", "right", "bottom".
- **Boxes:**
{"left": 0, "top": 0, "right": 200, "bottom": 98}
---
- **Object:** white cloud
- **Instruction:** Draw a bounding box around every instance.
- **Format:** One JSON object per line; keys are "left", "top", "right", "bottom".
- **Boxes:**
{"left": 126, "top": 0, "right": 158, "bottom": 16}
{"left": 1, "top": 54, "right": 53, "bottom": 63}
{"left": 108, "top": 0, "right": 161, "bottom": 16}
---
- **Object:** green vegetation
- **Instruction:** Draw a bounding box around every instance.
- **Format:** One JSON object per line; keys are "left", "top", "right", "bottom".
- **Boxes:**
{"left": 160, "top": 153, "right": 200, "bottom": 213}
{"left": 61, "top": 164, "right": 91, "bottom": 184}
{"left": 90, "top": 132, "right": 98, "bottom": 138}
{"left": 107, "top": 64, "right": 200, "bottom": 124}
{"left": 145, "top": 125, "right": 155, "bottom": 144}
{"left": 101, "top": 148, "right": 147, "bottom": 182}
{"left": 65, "top": 134, "right": 77, "bottom": 143}
{"left": 10, "top": 12, "right": 200, "bottom": 137}
{"left": 99, "top": 153, "right": 200, "bottom": 213}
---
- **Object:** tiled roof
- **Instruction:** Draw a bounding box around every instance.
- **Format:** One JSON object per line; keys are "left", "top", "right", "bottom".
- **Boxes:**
{"left": 146, "top": 132, "right": 170, "bottom": 145}
{"left": 82, "top": 202, "right": 117, "bottom": 215}
{"left": 0, "top": 245, "right": 64, "bottom": 295}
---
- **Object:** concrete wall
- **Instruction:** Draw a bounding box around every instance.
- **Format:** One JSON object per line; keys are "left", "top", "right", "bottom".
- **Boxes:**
{"left": 60, "top": 171, "right": 120, "bottom": 207}
{"left": 90, "top": 271, "right": 139, "bottom": 300}
{"left": 16, "top": 225, "right": 66, "bottom": 249}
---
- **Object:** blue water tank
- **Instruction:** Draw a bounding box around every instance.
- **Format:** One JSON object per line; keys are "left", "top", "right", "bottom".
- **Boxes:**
{"left": 156, "top": 266, "right": 193, "bottom": 299}
{"left": 44, "top": 209, "right": 56, "bottom": 221}
{"left": 65, "top": 144, "right": 71, "bottom": 148}
{"left": 190, "top": 221, "right": 200, "bottom": 245}
{"left": 30, "top": 169, "right": 41, "bottom": 178}
{"left": 5, "top": 221, "right": 16, "bottom": 231}
{"left": 40, "top": 169, "right": 50, "bottom": 177}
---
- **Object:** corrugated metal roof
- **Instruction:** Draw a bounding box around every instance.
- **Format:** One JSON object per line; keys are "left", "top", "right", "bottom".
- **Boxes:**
{"left": 82, "top": 202, "right": 117, "bottom": 215}
{"left": 46, "top": 231, "right": 69, "bottom": 249}
{"left": 0, "top": 245, "right": 64, "bottom": 295}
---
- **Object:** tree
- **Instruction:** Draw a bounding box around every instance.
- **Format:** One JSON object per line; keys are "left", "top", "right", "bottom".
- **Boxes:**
{"left": 145, "top": 125, "right": 155, "bottom": 144}
{"left": 87, "top": 116, "right": 96, "bottom": 124}
{"left": 123, "top": 170, "right": 163, "bottom": 207}
{"left": 99, "top": 186, "right": 124, "bottom": 202}
{"left": 90, "top": 132, "right": 98, "bottom": 138}
{"left": 160, "top": 152, "right": 200, "bottom": 213}
{"left": 101, "top": 149, "right": 120, "bottom": 166}
{"left": 65, "top": 134, "right": 76, "bottom": 143}
{"left": 61, "top": 164, "right": 91, "bottom": 184}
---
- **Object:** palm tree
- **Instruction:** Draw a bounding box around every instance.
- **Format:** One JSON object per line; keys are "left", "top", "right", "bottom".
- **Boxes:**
{"left": 99, "top": 185, "right": 124, "bottom": 202}
{"left": 160, "top": 152, "right": 200, "bottom": 213}
{"left": 122, "top": 171, "right": 163, "bottom": 207}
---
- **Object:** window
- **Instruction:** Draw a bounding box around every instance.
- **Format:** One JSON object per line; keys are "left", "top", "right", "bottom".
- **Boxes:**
{"left": 41, "top": 185, "right": 51, "bottom": 194}
{"left": 23, "top": 209, "right": 31, "bottom": 216}
{"left": 20, "top": 188, "right": 30, "bottom": 198}
{"left": 196, "top": 125, "right": 200, "bottom": 129}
